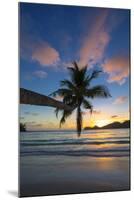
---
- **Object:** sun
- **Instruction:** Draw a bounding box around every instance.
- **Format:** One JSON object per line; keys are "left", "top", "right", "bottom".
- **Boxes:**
{"left": 96, "top": 119, "right": 110, "bottom": 127}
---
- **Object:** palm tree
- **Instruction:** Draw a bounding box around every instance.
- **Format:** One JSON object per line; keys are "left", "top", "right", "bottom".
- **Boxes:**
{"left": 20, "top": 123, "right": 26, "bottom": 132}
{"left": 50, "top": 62, "right": 111, "bottom": 137}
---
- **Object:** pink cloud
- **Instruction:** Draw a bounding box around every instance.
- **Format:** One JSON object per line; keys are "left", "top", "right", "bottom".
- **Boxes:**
{"left": 32, "top": 42, "right": 60, "bottom": 66}
{"left": 78, "top": 10, "right": 129, "bottom": 85}
{"left": 113, "top": 96, "right": 128, "bottom": 104}
{"left": 33, "top": 70, "right": 47, "bottom": 79}
{"left": 103, "top": 55, "right": 129, "bottom": 84}
{"left": 79, "top": 10, "right": 110, "bottom": 67}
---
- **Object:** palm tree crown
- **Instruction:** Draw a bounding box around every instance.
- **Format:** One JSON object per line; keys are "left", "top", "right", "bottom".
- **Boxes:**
{"left": 50, "top": 62, "right": 111, "bottom": 137}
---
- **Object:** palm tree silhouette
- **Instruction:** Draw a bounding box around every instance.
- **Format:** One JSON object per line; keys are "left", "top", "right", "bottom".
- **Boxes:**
{"left": 20, "top": 123, "right": 26, "bottom": 132}
{"left": 50, "top": 62, "right": 111, "bottom": 137}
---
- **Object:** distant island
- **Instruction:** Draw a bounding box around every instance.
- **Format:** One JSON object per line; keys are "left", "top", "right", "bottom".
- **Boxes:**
{"left": 84, "top": 120, "right": 130, "bottom": 130}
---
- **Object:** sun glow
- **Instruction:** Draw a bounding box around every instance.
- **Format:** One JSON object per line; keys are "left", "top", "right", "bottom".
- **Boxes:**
{"left": 95, "top": 119, "right": 110, "bottom": 127}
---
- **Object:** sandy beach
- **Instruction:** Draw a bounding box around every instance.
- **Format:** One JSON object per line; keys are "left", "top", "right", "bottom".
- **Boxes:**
{"left": 20, "top": 155, "right": 130, "bottom": 197}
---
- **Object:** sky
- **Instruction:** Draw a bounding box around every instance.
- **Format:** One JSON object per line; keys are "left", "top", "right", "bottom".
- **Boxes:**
{"left": 19, "top": 3, "right": 130, "bottom": 130}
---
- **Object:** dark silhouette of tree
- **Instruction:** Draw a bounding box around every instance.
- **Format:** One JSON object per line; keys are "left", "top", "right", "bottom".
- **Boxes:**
{"left": 20, "top": 88, "right": 72, "bottom": 111}
{"left": 20, "top": 123, "right": 26, "bottom": 132}
{"left": 50, "top": 62, "right": 111, "bottom": 137}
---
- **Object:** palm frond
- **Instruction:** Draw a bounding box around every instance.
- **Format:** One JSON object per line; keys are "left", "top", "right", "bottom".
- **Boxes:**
{"left": 60, "top": 80, "right": 76, "bottom": 91}
{"left": 81, "top": 65, "right": 87, "bottom": 76}
{"left": 88, "top": 70, "right": 102, "bottom": 82}
{"left": 54, "top": 108, "right": 61, "bottom": 118}
{"left": 63, "top": 95, "right": 73, "bottom": 105}
{"left": 60, "top": 110, "right": 73, "bottom": 127}
{"left": 86, "top": 85, "right": 111, "bottom": 98}
{"left": 82, "top": 99, "right": 93, "bottom": 114}
{"left": 67, "top": 61, "right": 79, "bottom": 73}
{"left": 49, "top": 88, "right": 73, "bottom": 98}
{"left": 72, "top": 61, "right": 79, "bottom": 71}
{"left": 67, "top": 62, "right": 80, "bottom": 85}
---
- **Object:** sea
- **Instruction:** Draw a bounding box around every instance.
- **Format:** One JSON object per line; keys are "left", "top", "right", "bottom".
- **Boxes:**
{"left": 20, "top": 128, "right": 130, "bottom": 158}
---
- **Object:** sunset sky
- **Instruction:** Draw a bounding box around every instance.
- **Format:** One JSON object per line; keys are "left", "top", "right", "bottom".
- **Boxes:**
{"left": 20, "top": 3, "right": 130, "bottom": 130}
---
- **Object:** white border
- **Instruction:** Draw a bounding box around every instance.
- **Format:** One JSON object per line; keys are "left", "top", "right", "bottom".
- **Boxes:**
{"left": 0, "top": 0, "right": 133, "bottom": 199}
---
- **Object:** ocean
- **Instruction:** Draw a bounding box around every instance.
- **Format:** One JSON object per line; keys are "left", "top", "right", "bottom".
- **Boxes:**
{"left": 20, "top": 129, "right": 130, "bottom": 158}
{"left": 19, "top": 128, "right": 130, "bottom": 197}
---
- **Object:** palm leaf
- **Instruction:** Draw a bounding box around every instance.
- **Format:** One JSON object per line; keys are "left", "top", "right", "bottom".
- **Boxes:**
{"left": 60, "top": 80, "right": 76, "bottom": 91}
{"left": 49, "top": 88, "right": 73, "bottom": 98}
{"left": 54, "top": 108, "right": 61, "bottom": 118}
{"left": 86, "top": 85, "right": 111, "bottom": 98}
{"left": 60, "top": 110, "right": 73, "bottom": 127}
{"left": 88, "top": 70, "right": 102, "bottom": 82}
{"left": 82, "top": 99, "right": 93, "bottom": 114}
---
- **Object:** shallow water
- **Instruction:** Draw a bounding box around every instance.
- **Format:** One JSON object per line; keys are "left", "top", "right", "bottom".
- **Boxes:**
{"left": 20, "top": 129, "right": 130, "bottom": 157}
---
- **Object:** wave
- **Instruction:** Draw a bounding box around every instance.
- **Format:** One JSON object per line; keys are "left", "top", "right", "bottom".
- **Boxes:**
{"left": 20, "top": 148, "right": 130, "bottom": 157}
{"left": 20, "top": 130, "right": 130, "bottom": 158}
{"left": 25, "top": 129, "right": 129, "bottom": 135}
{"left": 20, "top": 139, "right": 130, "bottom": 146}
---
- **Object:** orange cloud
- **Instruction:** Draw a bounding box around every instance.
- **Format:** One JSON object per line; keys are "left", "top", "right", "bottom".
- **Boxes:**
{"left": 79, "top": 10, "right": 110, "bottom": 67}
{"left": 32, "top": 42, "right": 60, "bottom": 66}
{"left": 113, "top": 96, "right": 128, "bottom": 104}
{"left": 103, "top": 55, "right": 129, "bottom": 84}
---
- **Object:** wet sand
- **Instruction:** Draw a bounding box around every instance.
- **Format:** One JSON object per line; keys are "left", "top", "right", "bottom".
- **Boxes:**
{"left": 19, "top": 155, "right": 130, "bottom": 197}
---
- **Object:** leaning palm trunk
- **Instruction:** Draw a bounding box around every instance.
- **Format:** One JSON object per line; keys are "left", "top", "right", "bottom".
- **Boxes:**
{"left": 20, "top": 88, "right": 72, "bottom": 111}
{"left": 77, "top": 105, "right": 82, "bottom": 137}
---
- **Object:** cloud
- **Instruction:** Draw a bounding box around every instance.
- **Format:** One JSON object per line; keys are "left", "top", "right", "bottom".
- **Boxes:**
{"left": 21, "top": 27, "right": 61, "bottom": 68}
{"left": 93, "top": 110, "right": 101, "bottom": 115}
{"left": 35, "top": 123, "right": 43, "bottom": 127}
{"left": 82, "top": 111, "right": 89, "bottom": 115}
{"left": 113, "top": 96, "right": 128, "bottom": 104}
{"left": 83, "top": 110, "right": 101, "bottom": 115}
{"left": 26, "top": 122, "right": 43, "bottom": 130}
{"left": 26, "top": 121, "right": 36, "bottom": 124}
{"left": 78, "top": 9, "right": 129, "bottom": 84}
{"left": 111, "top": 115, "right": 118, "bottom": 118}
{"left": 32, "top": 42, "right": 60, "bottom": 66}
{"left": 79, "top": 10, "right": 110, "bottom": 67}
{"left": 103, "top": 55, "right": 129, "bottom": 84}
{"left": 24, "top": 112, "right": 30, "bottom": 115}
{"left": 33, "top": 70, "right": 47, "bottom": 79}
{"left": 20, "top": 13, "right": 61, "bottom": 67}
{"left": 31, "top": 113, "right": 39, "bottom": 116}
{"left": 24, "top": 112, "right": 39, "bottom": 116}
